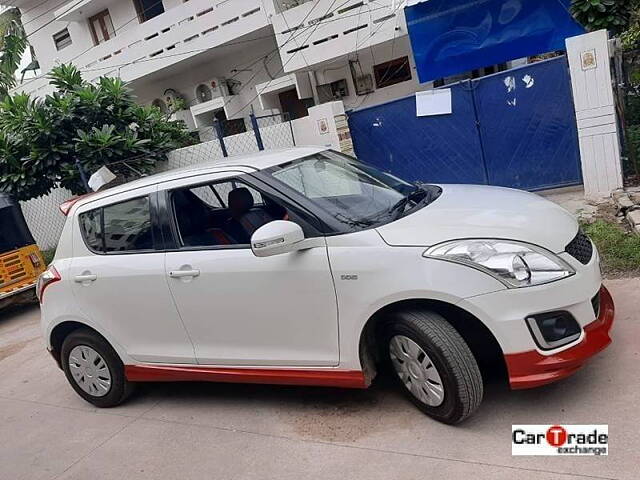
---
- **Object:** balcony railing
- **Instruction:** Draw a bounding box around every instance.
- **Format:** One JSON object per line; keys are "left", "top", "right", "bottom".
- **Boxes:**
{"left": 16, "top": 0, "right": 268, "bottom": 97}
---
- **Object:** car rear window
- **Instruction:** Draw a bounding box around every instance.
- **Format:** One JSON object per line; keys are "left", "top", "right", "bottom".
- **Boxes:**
{"left": 78, "top": 196, "right": 153, "bottom": 253}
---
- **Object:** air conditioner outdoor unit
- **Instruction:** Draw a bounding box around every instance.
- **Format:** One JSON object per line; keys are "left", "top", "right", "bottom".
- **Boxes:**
{"left": 163, "top": 88, "right": 181, "bottom": 107}
{"left": 194, "top": 78, "right": 230, "bottom": 103}
{"left": 209, "top": 77, "right": 230, "bottom": 98}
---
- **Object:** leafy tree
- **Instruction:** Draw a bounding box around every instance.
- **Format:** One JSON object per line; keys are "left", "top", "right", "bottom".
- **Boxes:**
{"left": 621, "top": 2, "right": 640, "bottom": 49}
{"left": 0, "top": 64, "right": 194, "bottom": 200}
{"left": 571, "top": 0, "right": 633, "bottom": 35}
{"left": 0, "top": 7, "right": 28, "bottom": 97}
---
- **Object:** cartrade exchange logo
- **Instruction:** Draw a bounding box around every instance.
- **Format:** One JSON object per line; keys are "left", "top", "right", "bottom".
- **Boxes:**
{"left": 512, "top": 425, "right": 608, "bottom": 456}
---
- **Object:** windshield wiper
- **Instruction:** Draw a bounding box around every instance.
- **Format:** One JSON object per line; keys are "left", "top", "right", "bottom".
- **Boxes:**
{"left": 334, "top": 185, "right": 433, "bottom": 229}
{"left": 388, "top": 185, "right": 430, "bottom": 220}
{"left": 334, "top": 213, "right": 376, "bottom": 228}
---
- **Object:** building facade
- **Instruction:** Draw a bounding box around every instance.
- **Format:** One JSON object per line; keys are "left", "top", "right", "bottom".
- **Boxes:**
{"left": 7, "top": 0, "right": 432, "bottom": 137}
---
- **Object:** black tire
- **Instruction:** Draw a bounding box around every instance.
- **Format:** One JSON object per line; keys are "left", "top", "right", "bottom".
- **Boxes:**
{"left": 383, "top": 309, "right": 483, "bottom": 424}
{"left": 61, "top": 329, "right": 134, "bottom": 407}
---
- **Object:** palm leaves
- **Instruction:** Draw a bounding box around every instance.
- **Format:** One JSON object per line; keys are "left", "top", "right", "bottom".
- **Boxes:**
{"left": 0, "top": 7, "right": 28, "bottom": 97}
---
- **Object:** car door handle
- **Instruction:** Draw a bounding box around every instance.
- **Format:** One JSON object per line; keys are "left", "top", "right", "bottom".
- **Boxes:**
{"left": 169, "top": 269, "right": 201, "bottom": 278}
{"left": 74, "top": 274, "right": 97, "bottom": 283}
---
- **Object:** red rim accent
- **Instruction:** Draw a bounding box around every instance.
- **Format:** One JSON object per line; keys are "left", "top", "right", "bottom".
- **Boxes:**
{"left": 505, "top": 285, "right": 615, "bottom": 390}
{"left": 125, "top": 365, "right": 368, "bottom": 389}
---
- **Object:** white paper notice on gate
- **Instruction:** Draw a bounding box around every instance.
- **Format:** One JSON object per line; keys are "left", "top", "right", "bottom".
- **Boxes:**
{"left": 416, "top": 89, "right": 452, "bottom": 117}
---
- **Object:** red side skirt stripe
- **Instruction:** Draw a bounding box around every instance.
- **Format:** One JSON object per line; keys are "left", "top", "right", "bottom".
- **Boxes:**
{"left": 125, "top": 364, "right": 368, "bottom": 389}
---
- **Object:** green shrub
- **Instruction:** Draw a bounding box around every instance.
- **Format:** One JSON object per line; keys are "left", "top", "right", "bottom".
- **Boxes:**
{"left": 583, "top": 220, "right": 640, "bottom": 274}
{"left": 625, "top": 125, "right": 640, "bottom": 176}
{"left": 571, "top": 0, "right": 632, "bottom": 34}
{"left": 626, "top": 95, "right": 640, "bottom": 127}
{"left": 0, "top": 64, "right": 194, "bottom": 201}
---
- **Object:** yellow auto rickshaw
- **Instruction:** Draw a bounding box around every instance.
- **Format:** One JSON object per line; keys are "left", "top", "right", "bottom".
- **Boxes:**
{"left": 0, "top": 193, "right": 46, "bottom": 308}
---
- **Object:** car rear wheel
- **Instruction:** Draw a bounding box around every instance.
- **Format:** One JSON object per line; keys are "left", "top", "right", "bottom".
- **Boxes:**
{"left": 61, "top": 329, "right": 133, "bottom": 407}
{"left": 384, "top": 309, "right": 483, "bottom": 424}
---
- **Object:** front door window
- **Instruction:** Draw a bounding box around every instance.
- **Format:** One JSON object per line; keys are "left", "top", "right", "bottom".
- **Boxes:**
{"left": 171, "top": 179, "right": 289, "bottom": 247}
{"left": 89, "top": 10, "right": 115, "bottom": 45}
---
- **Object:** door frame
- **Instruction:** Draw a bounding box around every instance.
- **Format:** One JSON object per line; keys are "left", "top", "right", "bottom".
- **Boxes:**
{"left": 88, "top": 9, "right": 115, "bottom": 45}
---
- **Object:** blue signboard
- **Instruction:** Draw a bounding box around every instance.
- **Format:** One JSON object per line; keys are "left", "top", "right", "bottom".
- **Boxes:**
{"left": 405, "top": 0, "right": 585, "bottom": 83}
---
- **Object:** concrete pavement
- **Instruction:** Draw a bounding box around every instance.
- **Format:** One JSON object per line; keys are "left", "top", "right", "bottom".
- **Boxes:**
{"left": 1, "top": 279, "right": 638, "bottom": 480}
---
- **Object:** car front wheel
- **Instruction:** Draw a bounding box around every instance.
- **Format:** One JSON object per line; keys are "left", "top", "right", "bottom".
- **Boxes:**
{"left": 384, "top": 309, "right": 483, "bottom": 424}
{"left": 61, "top": 329, "right": 133, "bottom": 407}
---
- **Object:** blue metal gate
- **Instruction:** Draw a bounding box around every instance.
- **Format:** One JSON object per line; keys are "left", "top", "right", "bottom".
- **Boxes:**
{"left": 348, "top": 56, "right": 582, "bottom": 191}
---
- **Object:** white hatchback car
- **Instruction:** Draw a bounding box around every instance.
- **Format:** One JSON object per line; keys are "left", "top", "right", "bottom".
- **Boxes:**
{"left": 39, "top": 147, "right": 614, "bottom": 424}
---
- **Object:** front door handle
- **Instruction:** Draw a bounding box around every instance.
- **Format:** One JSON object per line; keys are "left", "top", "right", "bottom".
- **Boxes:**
{"left": 169, "top": 269, "right": 201, "bottom": 279}
{"left": 74, "top": 274, "right": 97, "bottom": 283}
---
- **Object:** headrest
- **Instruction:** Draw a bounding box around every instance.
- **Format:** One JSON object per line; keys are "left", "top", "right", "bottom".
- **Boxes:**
{"left": 228, "top": 187, "right": 254, "bottom": 211}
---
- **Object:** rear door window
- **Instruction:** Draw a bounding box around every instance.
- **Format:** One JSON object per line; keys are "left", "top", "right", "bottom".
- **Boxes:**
{"left": 79, "top": 196, "right": 154, "bottom": 253}
{"left": 103, "top": 197, "right": 153, "bottom": 252}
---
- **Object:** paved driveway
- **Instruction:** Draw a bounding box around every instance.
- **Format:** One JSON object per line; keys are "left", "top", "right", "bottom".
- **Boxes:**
{"left": 1, "top": 279, "right": 637, "bottom": 480}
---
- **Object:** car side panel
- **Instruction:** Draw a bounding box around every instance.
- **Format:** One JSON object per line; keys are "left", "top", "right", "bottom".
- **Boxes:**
{"left": 40, "top": 257, "right": 135, "bottom": 365}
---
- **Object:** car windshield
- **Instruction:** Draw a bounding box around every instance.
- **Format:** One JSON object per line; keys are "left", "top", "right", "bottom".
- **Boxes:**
{"left": 264, "top": 151, "right": 439, "bottom": 231}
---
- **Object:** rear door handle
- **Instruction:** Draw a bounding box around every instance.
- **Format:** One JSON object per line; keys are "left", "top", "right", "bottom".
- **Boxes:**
{"left": 169, "top": 269, "right": 200, "bottom": 278}
{"left": 74, "top": 274, "right": 97, "bottom": 283}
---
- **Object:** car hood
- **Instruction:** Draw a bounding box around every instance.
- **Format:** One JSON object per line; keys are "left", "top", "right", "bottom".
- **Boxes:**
{"left": 375, "top": 184, "right": 578, "bottom": 253}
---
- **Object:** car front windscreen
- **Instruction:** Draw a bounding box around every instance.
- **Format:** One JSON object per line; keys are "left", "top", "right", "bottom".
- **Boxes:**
{"left": 264, "top": 151, "right": 428, "bottom": 231}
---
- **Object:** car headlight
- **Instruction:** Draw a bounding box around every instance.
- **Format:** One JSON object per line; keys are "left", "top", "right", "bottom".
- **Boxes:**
{"left": 423, "top": 239, "right": 575, "bottom": 288}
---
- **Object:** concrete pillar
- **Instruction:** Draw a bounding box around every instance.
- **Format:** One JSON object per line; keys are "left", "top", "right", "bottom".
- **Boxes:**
{"left": 290, "top": 101, "right": 354, "bottom": 154}
{"left": 566, "top": 30, "right": 624, "bottom": 200}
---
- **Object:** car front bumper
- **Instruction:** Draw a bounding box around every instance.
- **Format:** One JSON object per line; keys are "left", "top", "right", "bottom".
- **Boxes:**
{"left": 504, "top": 285, "right": 614, "bottom": 389}
{"left": 456, "top": 245, "right": 614, "bottom": 389}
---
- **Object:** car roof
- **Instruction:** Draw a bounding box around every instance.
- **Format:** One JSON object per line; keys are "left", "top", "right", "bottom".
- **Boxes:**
{"left": 73, "top": 146, "right": 329, "bottom": 210}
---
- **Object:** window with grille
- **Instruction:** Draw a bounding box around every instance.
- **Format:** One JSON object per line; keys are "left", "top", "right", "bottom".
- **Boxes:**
{"left": 53, "top": 28, "right": 72, "bottom": 51}
{"left": 373, "top": 56, "right": 412, "bottom": 89}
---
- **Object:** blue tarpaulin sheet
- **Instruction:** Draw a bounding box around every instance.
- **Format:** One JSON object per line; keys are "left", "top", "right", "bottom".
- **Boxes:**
{"left": 405, "top": 0, "right": 585, "bottom": 83}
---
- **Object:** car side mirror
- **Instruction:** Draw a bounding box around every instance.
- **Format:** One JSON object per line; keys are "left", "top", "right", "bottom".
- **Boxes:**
{"left": 251, "top": 220, "right": 305, "bottom": 257}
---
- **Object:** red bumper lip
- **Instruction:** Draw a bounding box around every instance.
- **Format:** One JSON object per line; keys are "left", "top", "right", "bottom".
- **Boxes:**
{"left": 505, "top": 285, "right": 614, "bottom": 390}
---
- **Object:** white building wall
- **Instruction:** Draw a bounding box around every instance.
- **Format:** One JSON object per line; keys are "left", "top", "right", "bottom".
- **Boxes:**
{"left": 19, "top": 0, "right": 137, "bottom": 74}
{"left": 15, "top": 0, "right": 270, "bottom": 98}
{"left": 17, "top": 0, "right": 440, "bottom": 123}
{"left": 270, "top": 0, "right": 407, "bottom": 74}
{"left": 313, "top": 35, "right": 429, "bottom": 111}
{"left": 132, "top": 36, "right": 283, "bottom": 119}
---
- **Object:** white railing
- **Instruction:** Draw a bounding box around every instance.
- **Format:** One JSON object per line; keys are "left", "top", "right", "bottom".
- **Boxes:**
{"left": 15, "top": 0, "right": 268, "bottom": 97}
